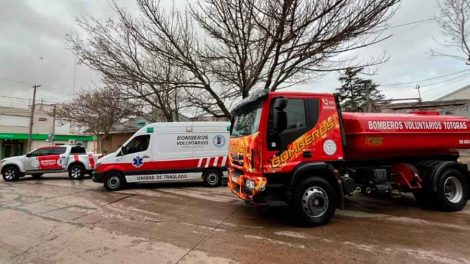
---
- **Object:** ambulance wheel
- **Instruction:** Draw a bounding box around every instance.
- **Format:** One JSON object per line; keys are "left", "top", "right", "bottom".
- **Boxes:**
{"left": 293, "top": 177, "right": 336, "bottom": 227}
{"left": 31, "top": 173, "right": 43, "bottom": 179}
{"left": 104, "top": 172, "right": 126, "bottom": 191}
{"left": 2, "top": 165, "right": 20, "bottom": 182}
{"left": 204, "top": 170, "right": 221, "bottom": 187}
{"left": 435, "top": 168, "right": 468, "bottom": 212}
{"left": 68, "top": 164, "right": 85, "bottom": 180}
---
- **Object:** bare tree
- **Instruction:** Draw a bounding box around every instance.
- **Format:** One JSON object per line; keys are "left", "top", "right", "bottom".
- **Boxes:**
{"left": 434, "top": 0, "right": 470, "bottom": 64}
{"left": 56, "top": 87, "right": 140, "bottom": 153}
{"left": 68, "top": 0, "right": 399, "bottom": 119}
{"left": 67, "top": 10, "right": 186, "bottom": 122}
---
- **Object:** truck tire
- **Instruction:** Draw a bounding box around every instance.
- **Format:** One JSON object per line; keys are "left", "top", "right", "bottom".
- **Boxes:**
{"left": 68, "top": 164, "right": 85, "bottom": 180}
{"left": 2, "top": 165, "right": 20, "bottom": 182}
{"left": 203, "top": 170, "right": 222, "bottom": 187}
{"left": 293, "top": 177, "right": 336, "bottom": 226}
{"left": 434, "top": 168, "right": 468, "bottom": 212}
{"left": 104, "top": 172, "right": 126, "bottom": 191}
{"left": 31, "top": 173, "right": 43, "bottom": 179}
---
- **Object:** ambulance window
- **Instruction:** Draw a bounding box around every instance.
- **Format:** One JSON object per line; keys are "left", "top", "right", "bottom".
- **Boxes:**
{"left": 123, "top": 135, "right": 150, "bottom": 155}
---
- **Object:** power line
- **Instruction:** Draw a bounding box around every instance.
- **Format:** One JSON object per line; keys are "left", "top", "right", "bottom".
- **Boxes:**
{"left": 421, "top": 73, "right": 470, "bottom": 88}
{"left": 0, "top": 76, "right": 32, "bottom": 85}
{"left": 381, "top": 69, "right": 470, "bottom": 87}
{"left": 0, "top": 95, "right": 61, "bottom": 104}
{"left": 389, "top": 16, "right": 441, "bottom": 29}
{"left": 0, "top": 95, "right": 30, "bottom": 101}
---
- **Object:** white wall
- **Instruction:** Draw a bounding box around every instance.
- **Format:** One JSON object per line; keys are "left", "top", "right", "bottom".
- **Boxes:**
{"left": 0, "top": 115, "right": 29, "bottom": 127}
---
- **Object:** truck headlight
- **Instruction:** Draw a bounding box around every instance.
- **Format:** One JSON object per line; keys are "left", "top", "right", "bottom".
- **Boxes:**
{"left": 245, "top": 180, "right": 255, "bottom": 191}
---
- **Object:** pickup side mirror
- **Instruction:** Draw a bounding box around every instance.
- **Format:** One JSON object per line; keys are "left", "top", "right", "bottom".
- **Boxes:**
{"left": 273, "top": 98, "right": 288, "bottom": 133}
{"left": 25, "top": 153, "right": 32, "bottom": 158}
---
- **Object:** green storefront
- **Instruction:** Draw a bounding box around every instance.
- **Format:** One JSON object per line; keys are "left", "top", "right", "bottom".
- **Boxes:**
{"left": 0, "top": 133, "right": 95, "bottom": 159}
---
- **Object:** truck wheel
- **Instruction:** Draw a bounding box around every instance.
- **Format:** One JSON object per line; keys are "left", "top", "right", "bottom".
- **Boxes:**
{"left": 203, "top": 170, "right": 221, "bottom": 187}
{"left": 435, "top": 168, "right": 468, "bottom": 212}
{"left": 293, "top": 177, "right": 336, "bottom": 226}
{"left": 31, "top": 173, "right": 43, "bottom": 179}
{"left": 68, "top": 164, "right": 85, "bottom": 180}
{"left": 104, "top": 172, "right": 126, "bottom": 191}
{"left": 2, "top": 166, "right": 20, "bottom": 182}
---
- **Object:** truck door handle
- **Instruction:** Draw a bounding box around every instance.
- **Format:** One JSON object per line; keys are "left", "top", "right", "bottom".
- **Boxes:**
{"left": 303, "top": 151, "right": 312, "bottom": 158}
{"left": 142, "top": 155, "right": 150, "bottom": 159}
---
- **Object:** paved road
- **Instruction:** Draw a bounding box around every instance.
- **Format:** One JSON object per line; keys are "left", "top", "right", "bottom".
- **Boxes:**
{"left": 0, "top": 174, "right": 469, "bottom": 264}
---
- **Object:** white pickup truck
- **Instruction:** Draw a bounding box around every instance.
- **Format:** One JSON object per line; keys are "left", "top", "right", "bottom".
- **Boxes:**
{"left": 0, "top": 145, "right": 101, "bottom": 181}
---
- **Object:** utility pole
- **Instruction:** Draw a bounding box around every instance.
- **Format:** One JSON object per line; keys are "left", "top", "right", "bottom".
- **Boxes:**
{"left": 416, "top": 84, "right": 422, "bottom": 102}
{"left": 27, "top": 84, "right": 40, "bottom": 152}
{"left": 51, "top": 104, "right": 56, "bottom": 145}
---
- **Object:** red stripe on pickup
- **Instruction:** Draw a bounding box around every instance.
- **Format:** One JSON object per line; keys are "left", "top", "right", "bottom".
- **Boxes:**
{"left": 88, "top": 154, "right": 95, "bottom": 169}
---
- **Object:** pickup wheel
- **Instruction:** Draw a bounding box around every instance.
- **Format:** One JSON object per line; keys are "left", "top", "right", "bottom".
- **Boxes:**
{"left": 435, "top": 168, "right": 468, "bottom": 212}
{"left": 2, "top": 166, "right": 20, "bottom": 182}
{"left": 293, "top": 177, "right": 336, "bottom": 227}
{"left": 31, "top": 173, "right": 43, "bottom": 179}
{"left": 104, "top": 172, "right": 126, "bottom": 191}
{"left": 203, "top": 170, "right": 222, "bottom": 187}
{"left": 68, "top": 164, "right": 85, "bottom": 180}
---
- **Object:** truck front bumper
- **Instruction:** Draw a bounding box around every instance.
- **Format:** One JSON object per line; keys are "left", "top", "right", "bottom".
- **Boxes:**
{"left": 92, "top": 171, "right": 104, "bottom": 183}
{"left": 228, "top": 168, "right": 268, "bottom": 205}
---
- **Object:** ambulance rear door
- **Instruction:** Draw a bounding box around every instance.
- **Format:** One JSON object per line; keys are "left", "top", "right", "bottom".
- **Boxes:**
{"left": 191, "top": 122, "right": 230, "bottom": 169}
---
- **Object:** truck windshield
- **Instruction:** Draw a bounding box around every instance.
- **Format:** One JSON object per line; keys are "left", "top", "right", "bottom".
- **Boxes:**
{"left": 231, "top": 102, "right": 262, "bottom": 137}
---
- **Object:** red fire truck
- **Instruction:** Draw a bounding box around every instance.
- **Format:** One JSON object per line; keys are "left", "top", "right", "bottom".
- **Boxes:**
{"left": 228, "top": 90, "right": 470, "bottom": 226}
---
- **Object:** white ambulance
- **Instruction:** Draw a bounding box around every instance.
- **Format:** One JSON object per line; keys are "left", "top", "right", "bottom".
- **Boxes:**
{"left": 92, "top": 122, "right": 230, "bottom": 191}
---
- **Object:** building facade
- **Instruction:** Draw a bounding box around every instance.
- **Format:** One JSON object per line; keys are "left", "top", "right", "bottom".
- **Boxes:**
{"left": 0, "top": 105, "right": 95, "bottom": 159}
{"left": 436, "top": 84, "right": 470, "bottom": 101}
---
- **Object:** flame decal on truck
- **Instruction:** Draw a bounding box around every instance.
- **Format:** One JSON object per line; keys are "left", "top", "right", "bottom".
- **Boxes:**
{"left": 271, "top": 114, "right": 339, "bottom": 168}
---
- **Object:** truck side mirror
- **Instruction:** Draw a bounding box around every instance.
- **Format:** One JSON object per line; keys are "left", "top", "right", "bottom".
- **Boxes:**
{"left": 273, "top": 98, "right": 288, "bottom": 133}
{"left": 229, "top": 118, "right": 234, "bottom": 134}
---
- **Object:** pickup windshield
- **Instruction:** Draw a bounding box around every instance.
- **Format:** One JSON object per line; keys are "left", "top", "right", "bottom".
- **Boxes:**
{"left": 231, "top": 102, "right": 262, "bottom": 137}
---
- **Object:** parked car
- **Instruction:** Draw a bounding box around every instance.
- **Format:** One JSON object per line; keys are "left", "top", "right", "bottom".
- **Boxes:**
{"left": 93, "top": 122, "right": 230, "bottom": 191}
{"left": 0, "top": 145, "right": 101, "bottom": 181}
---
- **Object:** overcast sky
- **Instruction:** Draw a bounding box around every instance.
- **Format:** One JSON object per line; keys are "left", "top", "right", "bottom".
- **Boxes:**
{"left": 0, "top": 0, "right": 469, "bottom": 110}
